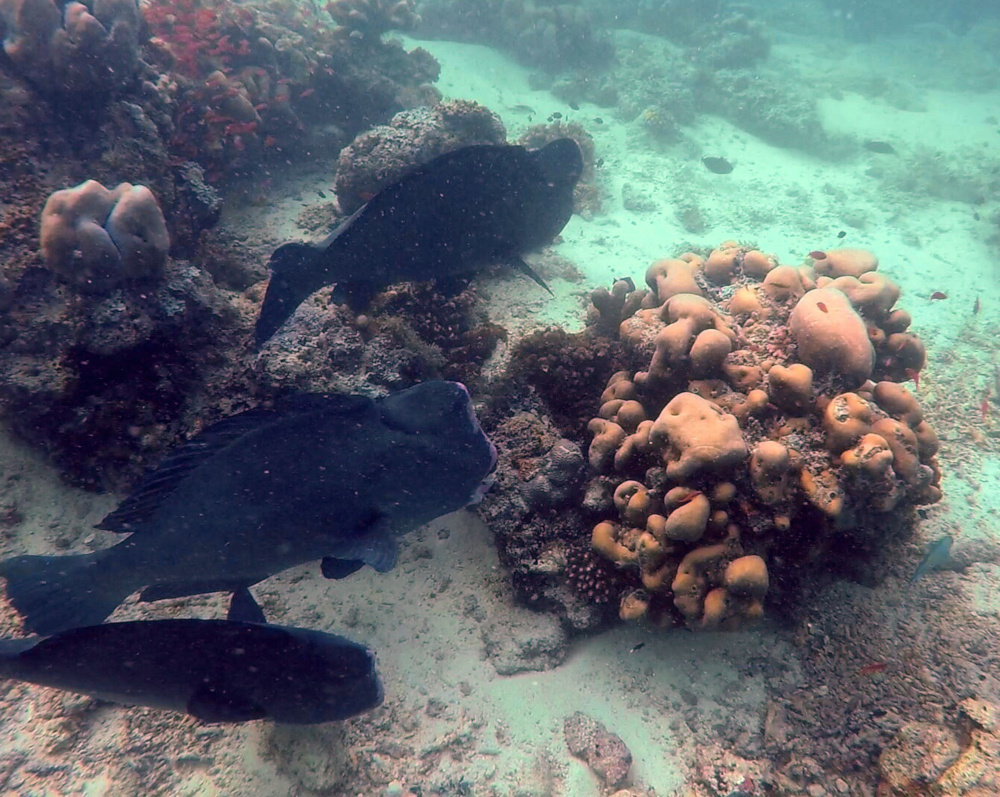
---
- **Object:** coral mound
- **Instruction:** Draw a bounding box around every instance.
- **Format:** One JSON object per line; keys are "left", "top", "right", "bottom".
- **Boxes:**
{"left": 0, "top": 0, "right": 142, "bottom": 99}
{"left": 334, "top": 100, "right": 506, "bottom": 215}
{"left": 584, "top": 242, "right": 940, "bottom": 629}
{"left": 486, "top": 242, "right": 940, "bottom": 633}
{"left": 325, "top": 0, "right": 419, "bottom": 42}
{"left": 39, "top": 179, "right": 169, "bottom": 293}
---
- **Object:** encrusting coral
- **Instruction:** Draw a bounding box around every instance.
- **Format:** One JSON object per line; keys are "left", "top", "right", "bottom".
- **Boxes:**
{"left": 576, "top": 242, "right": 941, "bottom": 630}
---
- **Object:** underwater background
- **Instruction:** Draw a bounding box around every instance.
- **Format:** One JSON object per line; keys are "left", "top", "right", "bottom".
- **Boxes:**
{"left": 0, "top": 0, "right": 999, "bottom": 794}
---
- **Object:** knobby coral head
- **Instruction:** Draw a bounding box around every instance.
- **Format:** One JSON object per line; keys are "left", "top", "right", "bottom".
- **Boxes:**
{"left": 575, "top": 242, "right": 940, "bottom": 631}
{"left": 325, "top": 0, "right": 419, "bottom": 41}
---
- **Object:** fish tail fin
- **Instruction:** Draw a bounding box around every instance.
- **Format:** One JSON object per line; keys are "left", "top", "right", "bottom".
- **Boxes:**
{"left": 254, "top": 242, "right": 324, "bottom": 347}
{"left": 0, "top": 553, "right": 126, "bottom": 635}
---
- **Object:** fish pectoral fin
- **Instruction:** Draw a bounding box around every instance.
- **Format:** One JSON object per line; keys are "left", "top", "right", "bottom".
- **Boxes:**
{"left": 508, "top": 257, "right": 553, "bottom": 296}
{"left": 188, "top": 683, "right": 267, "bottom": 723}
{"left": 320, "top": 557, "right": 367, "bottom": 580}
{"left": 228, "top": 588, "right": 266, "bottom": 624}
{"left": 433, "top": 275, "right": 472, "bottom": 297}
{"left": 327, "top": 524, "right": 398, "bottom": 574}
{"left": 330, "top": 280, "right": 375, "bottom": 311}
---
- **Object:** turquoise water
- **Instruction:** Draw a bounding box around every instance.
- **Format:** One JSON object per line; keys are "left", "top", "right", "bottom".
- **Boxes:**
{"left": 0, "top": 0, "right": 998, "bottom": 794}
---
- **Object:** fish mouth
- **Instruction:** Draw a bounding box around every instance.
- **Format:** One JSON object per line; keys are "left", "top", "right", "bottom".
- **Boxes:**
{"left": 452, "top": 380, "right": 498, "bottom": 497}
{"left": 472, "top": 440, "right": 498, "bottom": 505}
{"left": 467, "top": 474, "right": 495, "bottom": 506}
{"left": 455, "top": 382, "right": 491, "bottom": 443}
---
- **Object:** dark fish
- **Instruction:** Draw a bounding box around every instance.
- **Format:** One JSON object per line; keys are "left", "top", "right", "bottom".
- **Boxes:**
{"left": 0, "top": 381, "right": 497, "bottom": 635}
{"left": 837, "top": 230, "right": 847, "bottom": 239}
{"left": 629, "top": 642, "right": 645, "bottom": 653}
{"left": 551, "top": 111, "right": 562, "bottom": 119}
{"left": 594, "top": 117, "right": 603, "bottom": 124}
{"left": 255, "top": 140, "right": 582, "bottom": 345}
{"left": 701, "top": 156, "right": 734, "bottom": 174}
{"left": 910, "top": 535, "right": 953, "bottom": 583}
{"left": 974, "top": 295, "right": 981, "bottom": 314}
{"left": 864, "top": 139, "right": 896, "bottom": 154}
{"left": 568, "top": 101, "right": 580, "bottom": 110}
{"left": 0, "top": 619, "right": 382, "bottom": 724}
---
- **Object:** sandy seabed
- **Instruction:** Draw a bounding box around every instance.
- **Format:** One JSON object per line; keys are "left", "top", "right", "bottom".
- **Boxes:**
{"left": 2, "top": 25, "right": 1000, "bottom": 796}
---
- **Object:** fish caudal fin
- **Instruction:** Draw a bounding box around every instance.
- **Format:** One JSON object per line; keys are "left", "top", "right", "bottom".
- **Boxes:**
{"left": 254, "top": 241, "right": 325, "bottom": 347}
{"left": 0, "top": 553, "right": 128, "bottom": 636}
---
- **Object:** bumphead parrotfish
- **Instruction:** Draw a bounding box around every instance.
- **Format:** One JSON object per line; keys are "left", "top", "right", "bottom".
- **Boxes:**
{"left": 254, "top": 138, "right": 584, "bottom": 345}
{"left": 0, "top": 618, "right": 382, "bottom": 724}
{"left": 0, "top": 381, "right": 497, "bottom": 635}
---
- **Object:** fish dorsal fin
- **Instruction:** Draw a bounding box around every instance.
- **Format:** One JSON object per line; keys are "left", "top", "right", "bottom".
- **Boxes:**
{"left": 99, "top": 394, "right": 374, "bottom": 533}
{"left": 140, "top": 577, "right": 254, "bottom": 603}
{"left": 0, "top": 636, "right": 42, "bottom": 658}
{"left": 271, "top": 392, "right": 373, "bottom": 416}
{"left": 508, "top": 256, "right": 553, "bottom": 296}
{"left": 97, "top": 407, "right": 285, "bottom": 533}
{"left": 188, "top": 682, "right": 268, "bottom": 723}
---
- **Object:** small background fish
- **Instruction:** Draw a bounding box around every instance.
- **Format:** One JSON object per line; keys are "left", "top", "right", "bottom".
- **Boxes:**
{"left": 910, "top": 535, "right": 954, "bottom": 583}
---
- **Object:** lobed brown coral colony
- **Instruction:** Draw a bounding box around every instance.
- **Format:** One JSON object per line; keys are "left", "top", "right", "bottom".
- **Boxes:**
{"left": 325, "top": 0, "right": 419, "bottom": 41}
{"left": 585, "top": 242, "right": 940, "bottom": 631}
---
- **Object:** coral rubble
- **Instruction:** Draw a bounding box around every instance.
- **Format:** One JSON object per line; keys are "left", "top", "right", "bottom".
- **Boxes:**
{"left": 879, "top": 699, "right": 1000, "bottom": 795}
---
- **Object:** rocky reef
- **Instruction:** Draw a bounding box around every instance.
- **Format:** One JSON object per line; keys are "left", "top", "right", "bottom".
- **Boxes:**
{"left": 484, "top": 242, "right": 940, "bottom": 632}
{"left": 334, "top": 100, "right": 507, "bottom": 215}
{"left": 418, "top": 0, "right": 613, "bottom": 72}
{"left": 0, "top": 0, "right": 453, "bottom": 489}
